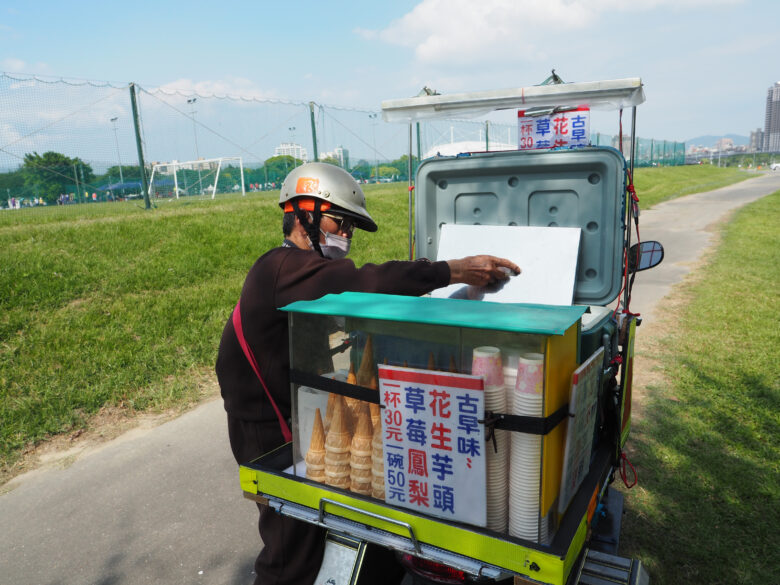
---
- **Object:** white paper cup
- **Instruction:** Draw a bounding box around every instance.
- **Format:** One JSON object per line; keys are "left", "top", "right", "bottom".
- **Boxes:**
{"left": 472, "top": 346, "right": 503, "bottom": 387}
{"left": 515, "top": 353, "right": 544, "bottom": 396}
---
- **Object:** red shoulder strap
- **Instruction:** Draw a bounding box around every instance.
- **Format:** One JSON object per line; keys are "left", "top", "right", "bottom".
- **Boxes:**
{"left": 232, "top": 300, "right": 292, "bottom": 443}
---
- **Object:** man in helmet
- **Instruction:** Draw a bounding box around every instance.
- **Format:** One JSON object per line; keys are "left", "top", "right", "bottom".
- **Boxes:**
{"left": 216, "top": 162, "right": 519, "bottom": 585}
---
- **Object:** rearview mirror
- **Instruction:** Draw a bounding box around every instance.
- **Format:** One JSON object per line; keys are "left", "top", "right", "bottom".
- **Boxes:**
{"left": 628, "top": 241, "right": 664, "bottom": 273}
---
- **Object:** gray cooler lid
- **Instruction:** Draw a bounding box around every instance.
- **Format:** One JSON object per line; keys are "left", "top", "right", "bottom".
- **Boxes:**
{"left": 415, "top": 147, "right": 627, "bottom": 306}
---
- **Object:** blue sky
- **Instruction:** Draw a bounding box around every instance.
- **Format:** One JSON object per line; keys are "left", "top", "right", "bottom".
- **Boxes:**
{"left": 1, "top": 0, "right": 778, "bottom": 143}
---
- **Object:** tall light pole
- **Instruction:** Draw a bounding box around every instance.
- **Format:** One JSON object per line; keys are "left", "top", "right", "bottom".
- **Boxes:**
{"left": 288, "top": 126, "right": 297, "bottom": 168}
{"left": 187, "top": 98, "right": 203, "bottom": 194}
{"left": 109, "top": 117, "right": 124, "bottom": 188}
{"left": 369, "top": 113, "right": 378, "bottom": 182}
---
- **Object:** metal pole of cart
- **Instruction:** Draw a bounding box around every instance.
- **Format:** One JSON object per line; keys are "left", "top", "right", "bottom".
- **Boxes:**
{"left": 623, "top": 106, "right": 638, "bottom": 311}
{"left": 408, "top": 123, "right": 414, "bottom": 259}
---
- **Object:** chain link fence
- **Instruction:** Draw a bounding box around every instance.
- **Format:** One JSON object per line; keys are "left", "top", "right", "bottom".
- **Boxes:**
{"left": 0, "top": 73, "right": 685, "bottom": 217}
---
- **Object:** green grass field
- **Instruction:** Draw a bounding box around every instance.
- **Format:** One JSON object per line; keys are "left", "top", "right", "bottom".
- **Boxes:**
{"left": 621, "top": 191, "right": 779, "bottom": 584}
{"left": 0, "top": 165, "right": 759, "bottom": 480}
{"left": 632, "top": 164, "right": 750, "bottom": 208}
{"left": 2, "top": 164, "right": 775, "bottom": 581}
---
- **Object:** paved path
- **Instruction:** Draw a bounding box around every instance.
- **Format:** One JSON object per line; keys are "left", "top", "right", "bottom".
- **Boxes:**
{"left": 1, "top": 172, "right": 778, "bottom": 585}
{"left": 626, "top": 171, "right": 780, "bottom": 322}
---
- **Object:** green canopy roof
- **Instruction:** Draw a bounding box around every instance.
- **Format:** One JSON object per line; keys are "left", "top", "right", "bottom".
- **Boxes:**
{"left": 281, "top": 292, "right": 585, "bottom": 336}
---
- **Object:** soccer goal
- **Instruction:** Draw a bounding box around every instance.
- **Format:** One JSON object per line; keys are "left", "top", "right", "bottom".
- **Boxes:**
{"left": 148, "top": 156, "right": 245, "bottom": 200}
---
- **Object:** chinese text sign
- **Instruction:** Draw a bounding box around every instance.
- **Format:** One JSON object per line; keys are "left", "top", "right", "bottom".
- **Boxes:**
{"left": 378, "top": 365, "right": 487, "bottom": 527}
{"left": 517, "top": 107, "right": 590, "bottom": 150}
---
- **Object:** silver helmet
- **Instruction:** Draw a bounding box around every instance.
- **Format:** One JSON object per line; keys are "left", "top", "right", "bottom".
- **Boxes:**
{"left": 279, "top": 162, "right": 377, "bottom": 232}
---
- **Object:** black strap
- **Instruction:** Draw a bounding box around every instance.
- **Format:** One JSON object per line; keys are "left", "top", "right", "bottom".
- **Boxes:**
{"left": 488, "top": 404, "right": 569, "bottom": 435}
{"left": 292, "top": 367, "right": 568, "bottom": 436}
{"left": 291, "top": 198, "right": 324, "bottom": 257}
{"left": 290, "top": 368, "right": 380, "bottom": 404}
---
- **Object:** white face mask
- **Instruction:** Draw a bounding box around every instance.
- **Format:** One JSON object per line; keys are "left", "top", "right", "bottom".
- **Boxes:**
{"left": 319, "top": 229, "right": 351, "bottom": 259}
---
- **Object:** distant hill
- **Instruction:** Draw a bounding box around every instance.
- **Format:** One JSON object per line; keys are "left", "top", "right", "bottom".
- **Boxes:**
{"left": 685, "top": 134, "right": 749, "bottom": 148}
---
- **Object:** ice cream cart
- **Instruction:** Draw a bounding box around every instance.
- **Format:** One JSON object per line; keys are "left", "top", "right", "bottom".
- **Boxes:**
{"left": 238, "top": 76, "right": 661, "bottom": 585}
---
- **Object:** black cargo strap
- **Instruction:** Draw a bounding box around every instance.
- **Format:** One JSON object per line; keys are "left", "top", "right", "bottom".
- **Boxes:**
{"left": 290, "top": 368, "right": 380, "bottom": 404}
{"left": 487, "top": 404, "right": 570, "bottom": 436}
{"left": 291, "top": 368, "right": 569, "bottom": 436}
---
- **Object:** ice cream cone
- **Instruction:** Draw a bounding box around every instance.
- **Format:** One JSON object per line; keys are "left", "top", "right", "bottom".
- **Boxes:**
{"left": 369, "top": 402, "right": 381, "bottom": 430}
{"left": 350, "top": 479, "right": 372, "bottom": 495}
{"left": 325, "top": 396, "right": 352, "bottom": 454}
{"left": 306, "top": 469, "right": 326, "bottom": 482}
{"left": 305, "top": 408, "right": 326, "bottom": 468}
{"left": 371, "top": 474, "right": 385, "bottom": 499}
{"left": 326, "top": 473, "right": 351, "bottom": 489}
{"left": 356, "top": 335, "right": 375, "bottom": 387}
{"left": 323, "top": 392, "right": 337, "bottom": 433}
{"left": 350, "top": 466, "right": 372, "bottom": 481}
{"left": 324, "top": 458, "right": 351, "bottom": 475}
{"left": 351, "top": 403, "right": 373, "bottom": 456}
{"left": 370, "top": 417, "right": 384, "bottom": 485}
{"left": 347, "top": 362, "right": 357, "bottom": 385}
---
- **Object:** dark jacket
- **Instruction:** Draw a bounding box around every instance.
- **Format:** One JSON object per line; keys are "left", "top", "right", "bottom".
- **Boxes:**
{"left": 216, "top": 244, "right": 451, "bottom": 423}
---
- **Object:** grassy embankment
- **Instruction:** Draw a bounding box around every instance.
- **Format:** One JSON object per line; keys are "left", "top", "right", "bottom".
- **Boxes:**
{"left": 0, "top": 165, "right": 755, "bottom": 479}
{"left": 621, "top": 190, "right": 779, "bottom": 584}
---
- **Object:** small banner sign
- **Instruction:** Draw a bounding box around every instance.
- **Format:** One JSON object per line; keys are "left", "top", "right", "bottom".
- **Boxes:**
{"left": 517, "top": 106, "right": 590, "bottom": 150}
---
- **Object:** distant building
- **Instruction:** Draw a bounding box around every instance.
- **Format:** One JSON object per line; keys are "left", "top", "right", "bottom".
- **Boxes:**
{"left": 715, "top": 137, "right": 734, "bottom": 152}
{"left": 334, "top": 146, "right": 349, "bottom": 169}
{"left": 763, "top": 82, "right": 780, "bottom": 152}
{"left": 750, "top": 128, "right": 764, "bottom": 152}
{"left": 274, "top": 142, "right": 308, "bottom": 162}
{"left": 321, "top": 146, "right": 349, "bottom": 168}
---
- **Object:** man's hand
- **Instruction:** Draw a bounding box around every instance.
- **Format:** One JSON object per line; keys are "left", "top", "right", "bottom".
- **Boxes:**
{"left": 446, "top": 255, "right": 521, "bottom": 286}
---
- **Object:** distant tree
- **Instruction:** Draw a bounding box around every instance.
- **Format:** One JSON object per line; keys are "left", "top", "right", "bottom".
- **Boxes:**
{"left": 103, "top": 165, "right": 140, "bottom": 183}
{"left": 350, "top": 159, "right": 371, "bottom": 181}
{"left": 22, "top": 151, "right": 94, "bottom": 203}
{"left": 388, "top": 154, "right": 419, "bottom": 180}
{"left": 0, "top": 166, "right": 25, "bottom": 196}
{"left": 319, "top": 156, "right": 341, "bottom": 167}
{"left": 263, "top": 155, "right": 303, "bottom": 185}
{"left": 377, "top": 165, "right": 397, "bottom": 179}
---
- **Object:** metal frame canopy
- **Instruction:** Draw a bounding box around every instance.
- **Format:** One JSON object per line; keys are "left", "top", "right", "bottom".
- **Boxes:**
{"left": 381, "top": 77, "right": 644, "bottom": 123}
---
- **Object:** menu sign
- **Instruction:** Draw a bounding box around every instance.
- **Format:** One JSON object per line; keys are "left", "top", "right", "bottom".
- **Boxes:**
{"left": 517, "top": 106, "right": 590, "bottom": 150}
{"left": 378, "top": 365, "right": 486, "bottom": 526}
{"left": 558, "top": 347, "right": 604, "bottom": 514}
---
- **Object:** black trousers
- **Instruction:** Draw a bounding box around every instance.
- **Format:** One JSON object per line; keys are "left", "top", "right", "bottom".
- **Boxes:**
{"left": 228, "top": 416, "right": 326, "bottom": 585}
{"left": 227, "top": 415, "right": 405, "bottom": 585}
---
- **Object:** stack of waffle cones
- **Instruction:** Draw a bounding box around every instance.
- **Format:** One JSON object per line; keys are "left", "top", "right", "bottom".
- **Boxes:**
{"left": 349, "top": 403, "right": 373, "bottom": 495}
{"left": 324, "top": 396, "right": 352, "bottom": 489}
{"left": 305, "top": 408, "right": 326, "bottom": 483}
{"left": 371, "top": 415, "right": 385, "bottom": 499}
{"left": 341, "top": 364, "right": 359, "bottom": 432}
{"left": 306, "top": 336, "right": 390, "bottom": 498}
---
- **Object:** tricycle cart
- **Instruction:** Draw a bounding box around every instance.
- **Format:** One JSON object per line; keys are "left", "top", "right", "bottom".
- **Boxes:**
{"left": 239, "top": 76, "right": 661, "bottom": 585}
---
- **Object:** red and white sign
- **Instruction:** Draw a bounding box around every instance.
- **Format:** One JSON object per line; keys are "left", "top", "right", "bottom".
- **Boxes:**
{"left": 517, "top": 106, "right": 590, "bottom": 150}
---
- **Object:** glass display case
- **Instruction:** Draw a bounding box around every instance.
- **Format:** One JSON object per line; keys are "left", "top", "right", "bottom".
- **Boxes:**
{"left": 285, "top": 292, "right": 583, "bottom": 545}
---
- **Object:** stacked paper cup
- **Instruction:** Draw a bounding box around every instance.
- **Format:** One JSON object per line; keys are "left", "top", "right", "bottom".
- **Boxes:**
{"left": 503, "top": 363, "right": 518, "bottom": 413}
{"left": 473, "top": 346, "right": 508, "bottom": 532}
{"left": 508, "top": 352, "right": 545, "bottom": 542}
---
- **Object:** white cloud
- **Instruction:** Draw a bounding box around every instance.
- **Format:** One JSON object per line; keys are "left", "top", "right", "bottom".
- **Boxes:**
{"left": 2, "top": 57, "right": 27, "bottom": 72}
{"left": 1, "top": 58, "right": 52, "bottom": 75}
{"left": 367, "top": 0, "right": 745, "bottom": 66}
{"left": 153, "top": 77, "right": 278, "bottom": 100}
